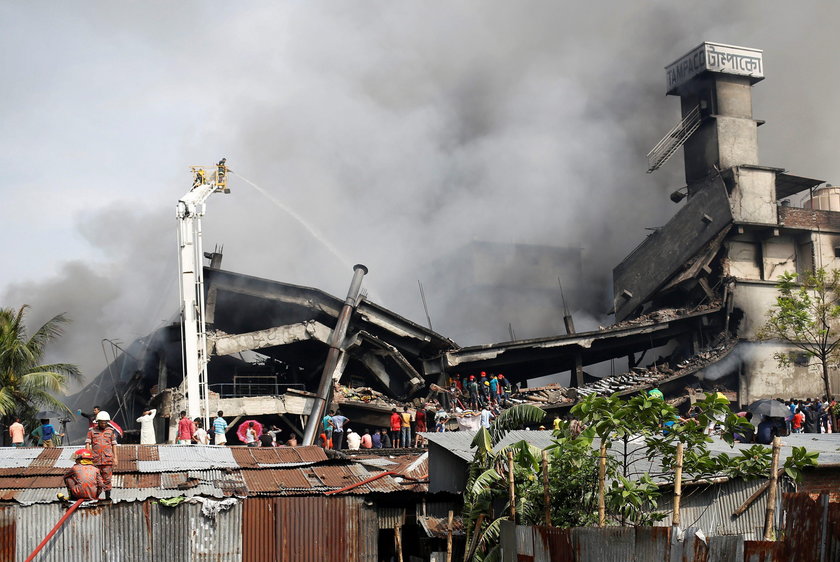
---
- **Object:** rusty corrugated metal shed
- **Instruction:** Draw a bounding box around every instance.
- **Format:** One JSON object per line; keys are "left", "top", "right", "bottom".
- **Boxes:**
{"left": 0, "top": 505, "right": 15, "bottom": 562}
{"left": 231, "top": 445, "right": 327, "bottom": 467}
{"left": 243, "top": 497, "right": 277, "bottom": 562}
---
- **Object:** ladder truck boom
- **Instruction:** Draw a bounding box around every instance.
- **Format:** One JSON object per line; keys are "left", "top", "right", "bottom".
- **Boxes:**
{"left": 177, "top": 159, "right": 229, "bottom": 429}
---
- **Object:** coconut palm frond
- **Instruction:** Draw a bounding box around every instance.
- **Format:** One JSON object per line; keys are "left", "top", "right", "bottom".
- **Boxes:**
{"left": 490, "top": 404, "right": 546, "bottom": 444}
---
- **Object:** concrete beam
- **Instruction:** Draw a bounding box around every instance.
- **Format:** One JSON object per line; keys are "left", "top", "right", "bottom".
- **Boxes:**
{"left": 209, "top": 321, "right": 332, "bottom": 356}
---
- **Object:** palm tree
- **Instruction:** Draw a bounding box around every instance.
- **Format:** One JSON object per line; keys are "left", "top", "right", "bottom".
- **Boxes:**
{"left": 0, "top": 305, "right": 81, "bottom": 435}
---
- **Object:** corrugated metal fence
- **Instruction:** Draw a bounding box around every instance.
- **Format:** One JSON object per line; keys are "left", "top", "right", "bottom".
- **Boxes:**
{"left": 500, "top": 493, "right": 840, "bottom": 562}
{"left": 0, "top": 496, "right": 378, "bottom": 562}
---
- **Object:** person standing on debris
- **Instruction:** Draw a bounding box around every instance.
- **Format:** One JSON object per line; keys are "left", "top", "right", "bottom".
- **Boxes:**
{"left": 213, "top": 411, "right": 228, "bottom": 445}
{"left": 287, "top": 434, "right": 298, "bottom": 447}
{"left": 371, "top": 428, "right": 382, "bottom": 448}
{"left": 390, "top": 408, "right": 401, "bottom": 447}
{"left": 400, "top": 407, "right": 412, "bottom": 448}
{"left": 9, "top": 417, "right": 24, "bottom": 447}
{"left": 331, "top": 410, "right": 349, "bottom": 450}
{"left": 86, "top": 411, "right": 118, "bottom": 500}
{"left": 361, "top": 429, "right": 373, "bottom": 449}
{"left": 380, "top": 428, "right": 392, "bottom": 448}
{"left": 467, "top": 376, "right": 479, "bottom": 409}
{"left": 498, "top": 374, "right": 511, "bottom": 402}
{"left": 62, "top": 449, "right": 104, "bottom": 501}
{"left": 31, "top": 418, "right": 61, "bottom": 447}
{"left": 322, "top": 411, "right": 334, "bottom": 449}
{"left": 489, "top": 375, "right": 499, "bottom": 406}
{"left": 552, "top": 415, "right": 561, "bottom": 431}
{"left": 480, "top": 406, "right": 494, "bottom": 430}
{"left": 435, "top": 409, "right": 448, "bottom": 432}
{"left": 177, "top": 411, "right": 194, "bottom": 445}
{"left": 136, "top": 409, "right": 157, "bottom": 445}
{"left": 193, "top": 419, "right": 210, "bottom": 445}
{"left": 413, "top": 405, "right": 427, "bottom": 447}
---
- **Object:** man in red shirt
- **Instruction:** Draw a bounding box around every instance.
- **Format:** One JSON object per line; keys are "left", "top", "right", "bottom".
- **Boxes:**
{"left": 177, "top": 410, "right": 195, "bottom": 444}
{"left": 390, "top": 408, "right": 401, "bottom": 447}
{"left": 793, "top": 409, "right": 805, "bottom": 433}
{"left": 64, "top": 449, "right": 104, "bottom": 500}
{"left": 86, "top": 411, "right": 118, "bottom": 500}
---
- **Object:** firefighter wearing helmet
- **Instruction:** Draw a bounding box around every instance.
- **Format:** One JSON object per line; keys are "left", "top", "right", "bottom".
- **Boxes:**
{"left": 61, "top": 449, "right": 104, "bottom": 500}
{"left": 85, "top": 410, "right": 118, "bottom": 499}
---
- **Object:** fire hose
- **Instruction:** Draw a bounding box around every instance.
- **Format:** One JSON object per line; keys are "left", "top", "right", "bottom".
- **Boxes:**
{"left": 25, "top": 499, "right": 84, "bottom": 562}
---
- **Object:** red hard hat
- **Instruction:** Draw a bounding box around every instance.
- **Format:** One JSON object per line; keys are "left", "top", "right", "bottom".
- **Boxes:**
{"left": 480, "top": 371, "right": 486, "bottom": 376}
{"left": 74, "top": 449, "right": 93, "bottom": 460}
{"left": 469, "top": 375, "right": 475, "bottom": 380}
{"left": 498, "top": 374, "right": 504, "bottom": 378}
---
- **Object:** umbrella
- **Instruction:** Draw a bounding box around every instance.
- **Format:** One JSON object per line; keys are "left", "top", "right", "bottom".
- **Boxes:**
{"left": 748, "top": 399, "right": 791, "bottom": 419}
{"left": 35, "top": 410, "right": 63, "bottom": 419}
{"left": 236, "top": 420, "right": 264, "bottom": 443}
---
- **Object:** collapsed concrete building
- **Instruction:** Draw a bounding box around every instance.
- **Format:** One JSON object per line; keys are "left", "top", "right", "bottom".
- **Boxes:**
{"left": 66, "top": 41, "right": 838, "bottom": 443}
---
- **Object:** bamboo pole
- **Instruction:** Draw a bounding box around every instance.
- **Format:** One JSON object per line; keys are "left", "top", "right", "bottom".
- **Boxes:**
{"left": 395, "top": 522, "right": 403, "bottom": 562}
{"left": 542, "top": 450, "right": 552, "bottom": 527}
{"left": 446, "top": 510, "right": 454, "bottom": 562}
{"left": 508, "top": 450, "right": 516, "bottom": 522}
{"left": 763, "top": 436, "right": 781, "bottom": 540}
{"left": 673, "top": 442, "right": 684, "bottom": 527}
{"left": 598, "top": 442, "right": 607, "bottom": 527}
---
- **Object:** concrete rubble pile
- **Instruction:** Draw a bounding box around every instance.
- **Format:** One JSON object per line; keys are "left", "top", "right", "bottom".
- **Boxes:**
{"left": 508, "top": 338, "right": 737, "bottom": 408}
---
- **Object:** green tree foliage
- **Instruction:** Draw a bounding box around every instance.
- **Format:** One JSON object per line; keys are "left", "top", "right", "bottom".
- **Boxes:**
{"left": 462, "top": 404, "right": 546, "bottom": 561}
{"left": 0, "top": 305, "right": 81, "bottom": 431}
{"left": 758, "top": 268, "right": 840, "bottom": 402}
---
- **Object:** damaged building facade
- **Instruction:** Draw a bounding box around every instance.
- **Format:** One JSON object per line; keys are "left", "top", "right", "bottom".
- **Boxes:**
{"left": 613, "top": 41, "right": 840, "bottom": 403}
{"left": 65, "top": 41, "right": 839, "bottom": 445}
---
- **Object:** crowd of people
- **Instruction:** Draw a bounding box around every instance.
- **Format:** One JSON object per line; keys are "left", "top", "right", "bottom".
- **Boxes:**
{"left": 316, "top": 406, "right": 436, "bottom": 450}
{"left": 447, "top": 371, "right": 512, "bottom": 410}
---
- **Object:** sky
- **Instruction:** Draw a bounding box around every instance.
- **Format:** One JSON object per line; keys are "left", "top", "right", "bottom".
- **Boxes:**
{"left": 2, "top": 2, "right": 840, "bottom": 382}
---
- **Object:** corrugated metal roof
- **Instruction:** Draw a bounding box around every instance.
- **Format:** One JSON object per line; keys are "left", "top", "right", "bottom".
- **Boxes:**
{"left": 231, "top": 446, "right": 328, "bottom": 467}
{"left": 137, "top": 444, "right": 240, "bottom": 472}
{"left": 0, "top": 447, "right": 43, "bottom": 469}
{"left": 422, "top": 431, "right": 477, "bottom": 461}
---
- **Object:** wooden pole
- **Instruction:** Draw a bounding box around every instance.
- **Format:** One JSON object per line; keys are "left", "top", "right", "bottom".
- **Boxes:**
{"left": 598, "top": 441, "right": 607, "bottom": 527}
{"left": 446, "top": 510, "right": 454, "bottom": 562}
{"left": 673, "top": 442, "right": 684, "bottom": 527}
{"left": 395, "top": 522, "right": 404, "bottom": 562}
{"left": 464, "top": 513, "right": 486, "bottom": 562}
{"left": 508, "top": 450, "right": 516, "bottom": 522}
{"left": 542, "top": 450, "right": 552, "bottom": 527}
{"left": 763, "top": 436, "right": 782, "bottom": 540}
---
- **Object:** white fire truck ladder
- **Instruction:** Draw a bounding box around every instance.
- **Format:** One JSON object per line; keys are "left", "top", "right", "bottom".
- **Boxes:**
{"left": 646, "top": 105, "right": 702, "bottom": 173}
{"left": 176, "top": 159, "right": 229, "bottom": 429}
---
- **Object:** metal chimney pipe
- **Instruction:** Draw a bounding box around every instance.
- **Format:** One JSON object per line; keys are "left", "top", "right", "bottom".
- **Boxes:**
{"left": 301, "top": 264, "right": 368, "bottom": 445}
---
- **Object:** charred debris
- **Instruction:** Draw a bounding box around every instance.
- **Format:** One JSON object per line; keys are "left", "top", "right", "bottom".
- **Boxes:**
{"left": 69, "top": 41, "right": 840, "bottom": 441}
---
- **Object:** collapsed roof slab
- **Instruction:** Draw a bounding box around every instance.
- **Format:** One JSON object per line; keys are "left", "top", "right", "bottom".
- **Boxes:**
{"left": 434, "top": 306, "right": 723, "bottom": 383}
{"left": 210, "top": 321, "right": 333, "bottom": 356}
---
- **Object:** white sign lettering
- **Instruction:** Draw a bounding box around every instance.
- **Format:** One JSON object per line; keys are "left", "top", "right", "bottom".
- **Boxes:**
{"left": 665, "top": 42, "right": 763, "bottom": 93}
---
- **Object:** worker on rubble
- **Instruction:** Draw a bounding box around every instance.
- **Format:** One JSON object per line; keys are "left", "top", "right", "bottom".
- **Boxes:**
{"left": 330, "top": 410, "right": 349, "bottom": 450}
{"left": 498, "top": 374, "right": 511, "bottom": 403}
{"left": 321, "top": 411, "right": 334, "bottom": 449}
{"left": 489, "top": 375, "right": 499, "bottom": 406}
{"left": 468, "top": 376, "right": 479, "bottom": 409}
{"left": 400, "top": 407, "right": 412, "bottom": 448}
{"left": 390, "top": 408, "right": 401, "bottom": 447}
{"left": 62, "top": 449, "right": 104, "bottom": 501}
{"left": 85, "top": 411, "right": 118, "bottom": 500}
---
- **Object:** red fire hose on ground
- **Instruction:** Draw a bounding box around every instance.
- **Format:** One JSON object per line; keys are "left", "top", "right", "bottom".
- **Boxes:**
{"left": 25, "top": 499, "right": 84, "bottom": 562}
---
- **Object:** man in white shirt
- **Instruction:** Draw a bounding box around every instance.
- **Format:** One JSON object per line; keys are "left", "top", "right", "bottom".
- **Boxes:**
{"left": 480, "top": 407, "right": 494, "bottom": 429}
{"left": 136, "top": 409, "right": 157, "bottom": 445}
{"left": 346, "top": 428, "right": 362, "bottom": 450}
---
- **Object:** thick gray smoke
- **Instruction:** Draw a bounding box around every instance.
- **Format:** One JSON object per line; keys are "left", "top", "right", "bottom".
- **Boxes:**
{"left": 2, "top": 3, "right": 840, "bottom": 382}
